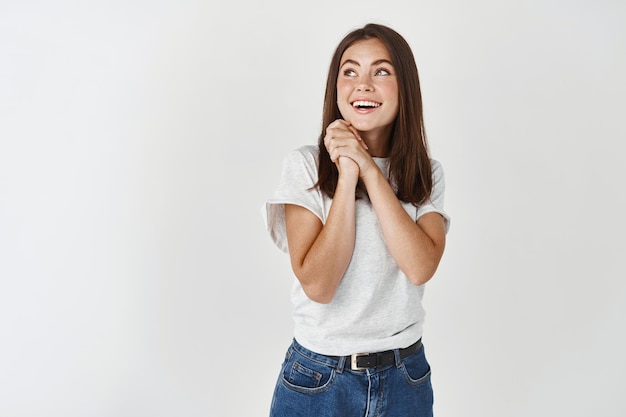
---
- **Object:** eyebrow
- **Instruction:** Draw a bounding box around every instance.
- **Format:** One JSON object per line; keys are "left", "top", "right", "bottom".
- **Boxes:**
{"left": 340, "top": 58, "right": 393, "bottom": 67}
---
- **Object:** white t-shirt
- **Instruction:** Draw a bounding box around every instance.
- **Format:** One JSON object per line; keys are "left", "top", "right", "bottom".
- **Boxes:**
{"left": 264, "top": 145, "right": 450, "bottom": 356}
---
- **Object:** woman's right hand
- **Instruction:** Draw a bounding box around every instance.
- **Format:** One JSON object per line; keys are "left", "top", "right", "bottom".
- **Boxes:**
{"left": 336, "top": 155, "right": 360, "bottom": 183}
{"left": 324, "top": 119, "right": 366, "bottom": 184}
{"left": 285, "top": 121, "right": 363, "bottom": 304}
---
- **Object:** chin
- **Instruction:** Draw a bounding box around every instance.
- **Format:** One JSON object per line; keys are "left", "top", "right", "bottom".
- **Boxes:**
{"left": 351, "top": 121, "right": 377, "bottom": 133}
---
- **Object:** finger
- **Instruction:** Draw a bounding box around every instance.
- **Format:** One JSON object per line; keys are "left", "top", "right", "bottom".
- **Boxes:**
{"left": 326, "top": 119, "right": 349, "bottom": 134}
{"left": 324, "top": 122, "right": 348, "bottom": 147}
{"left": 324, "top": 129, "right": 354, "bottom": 152}
{"left": 345, "top": 123, "right": 368, "bottom": 150}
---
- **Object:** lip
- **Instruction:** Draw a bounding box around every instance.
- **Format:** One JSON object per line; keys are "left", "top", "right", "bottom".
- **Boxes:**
{"left": 350, "top": 98, "right": 382, "bottom": 113}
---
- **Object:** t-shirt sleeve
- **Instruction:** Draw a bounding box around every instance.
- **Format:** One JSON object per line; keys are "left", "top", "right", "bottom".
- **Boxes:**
{"left": 416, "top": 159, "right": 451, "bottom": 233}
{"left": 264, "top": 148, "right": 325, "bottom": 253}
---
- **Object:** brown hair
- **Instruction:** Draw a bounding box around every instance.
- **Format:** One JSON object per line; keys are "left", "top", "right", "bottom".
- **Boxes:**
{"left": 316, "top": 23, "right": 432, "bottom": 206}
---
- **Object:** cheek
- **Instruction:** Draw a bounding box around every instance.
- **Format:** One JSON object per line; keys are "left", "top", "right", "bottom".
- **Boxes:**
{"left": 387, "top": 87, "right": 399, "bottom": 114}
{"left": 336, "top": 84, "right": 352, "bottom": 118}
{"left": 336, "top": 82, "right": 351, "bottom": 99}
{"left": 337, "top": 102, "right": 351, "bottom": 120}
{"left": 389, "top": 97, "right": 399, "bottom": 115}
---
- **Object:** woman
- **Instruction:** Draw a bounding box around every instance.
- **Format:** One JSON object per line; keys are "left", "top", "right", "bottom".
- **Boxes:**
{"left": 264, "top": 23, "right": 450, "bottom": 417}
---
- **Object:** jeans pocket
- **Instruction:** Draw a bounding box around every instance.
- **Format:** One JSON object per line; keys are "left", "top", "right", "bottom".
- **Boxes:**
{"left": 401, "top": 348, "right": 431, "bottom": 387}
{"left": 280, "top": 349, "right": 336, "bottom": 394}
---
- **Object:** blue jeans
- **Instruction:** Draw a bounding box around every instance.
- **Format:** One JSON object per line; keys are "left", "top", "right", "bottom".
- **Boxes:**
{"left": 269, "top": 339, "right": 433, "bottom": 417}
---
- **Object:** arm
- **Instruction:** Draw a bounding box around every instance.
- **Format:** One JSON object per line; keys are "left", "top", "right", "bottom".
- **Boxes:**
{"left": 361, "top": 168, "right": 446, "bottom": 285}
{"left": 324, "top": 120, "right": 446, "bottom": 285}
{"left": 285, "top": 156, "right": 360, "bottom": 304}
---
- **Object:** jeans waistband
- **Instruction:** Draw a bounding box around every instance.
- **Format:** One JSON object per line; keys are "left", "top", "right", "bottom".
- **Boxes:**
{"left": 292, "top": 338, "right": 422, "bottom": 372}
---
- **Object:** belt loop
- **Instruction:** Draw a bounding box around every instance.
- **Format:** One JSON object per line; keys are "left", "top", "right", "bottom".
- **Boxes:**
{"left": 336, "top": 355, "right": 346, "bottom": 373}
{"left": 393, "top": 348, "right": 402, "bottom": 368}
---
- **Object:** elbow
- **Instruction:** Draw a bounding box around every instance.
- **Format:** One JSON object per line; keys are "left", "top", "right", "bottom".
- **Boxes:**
{"left": 403, "top": 257, "right": 442, "bottom": 286}
{"left": 295, "top": 271, "right": 338, "bottom": 304}
{"left": 292, "top": 263, "right": 342, "bottom": 304}
{"left": 301, "top": 282, "right": 336, "bottom": 304}
{"left": 405, "top": 242, "right": 445, "bottom": 286}
{"left": 405, "top": 269, "right": 436, "bottom": 286}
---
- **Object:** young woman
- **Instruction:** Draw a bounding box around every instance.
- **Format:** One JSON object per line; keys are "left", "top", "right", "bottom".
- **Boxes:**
{"left": 264, "top": 23, "right": 450, "bottom": 417}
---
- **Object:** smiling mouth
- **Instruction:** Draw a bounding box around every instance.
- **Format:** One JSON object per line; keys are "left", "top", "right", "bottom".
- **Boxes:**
{"left": 352, "top": 100, "right": 381, "bottom": 110}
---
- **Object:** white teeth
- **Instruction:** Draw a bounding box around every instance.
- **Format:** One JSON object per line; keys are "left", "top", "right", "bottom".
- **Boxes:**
{"left": 353, "top": 100, "right": 381, "bottom": 108}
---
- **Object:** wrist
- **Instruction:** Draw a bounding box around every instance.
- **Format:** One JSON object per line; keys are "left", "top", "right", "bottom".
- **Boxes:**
{"left": 360, "top": 163, "right": 383, "bottom": 184}
{"left": 337, "top": 171, "right": 359, "bottom": 189}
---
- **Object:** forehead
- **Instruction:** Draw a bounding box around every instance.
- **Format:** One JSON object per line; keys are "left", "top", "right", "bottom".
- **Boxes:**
{"left": 340, "top": 38, "right": 392, "bottom": 64}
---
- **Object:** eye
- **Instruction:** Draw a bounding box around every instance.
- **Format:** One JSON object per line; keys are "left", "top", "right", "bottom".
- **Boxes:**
{"left": 343, "top": 69, "right": 357, "bottom": 77}
{"left": 375, "top": 68, "right": 391, "bottom": 76}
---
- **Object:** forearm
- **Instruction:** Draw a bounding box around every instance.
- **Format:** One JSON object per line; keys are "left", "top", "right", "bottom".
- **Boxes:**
{"left": 289, "top": 178, "right": 357, "bottom": 303}
{"left": 362, "top": 168, "right": 445, "bottom": 285}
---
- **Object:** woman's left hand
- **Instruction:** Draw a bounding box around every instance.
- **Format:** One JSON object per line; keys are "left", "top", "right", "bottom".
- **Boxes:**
{"left": 324, "top": 119, "right": 376, "bottom": 178}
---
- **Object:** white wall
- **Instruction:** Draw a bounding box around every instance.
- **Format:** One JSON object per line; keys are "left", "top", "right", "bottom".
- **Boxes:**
{"left": 1, "top": 0, "right": 624, "bottom": 416}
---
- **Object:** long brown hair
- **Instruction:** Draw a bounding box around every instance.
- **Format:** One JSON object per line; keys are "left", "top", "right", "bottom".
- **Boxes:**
{"left": 316, "top": 23, "right": 432, "bottom": 206}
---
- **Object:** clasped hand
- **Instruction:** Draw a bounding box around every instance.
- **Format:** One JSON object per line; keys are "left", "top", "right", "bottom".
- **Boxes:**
{"left": 324, "top": 120, "right": 376, "bottom": 181}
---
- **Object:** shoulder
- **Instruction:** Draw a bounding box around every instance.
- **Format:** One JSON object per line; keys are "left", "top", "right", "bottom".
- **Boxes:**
{"left": 429, "top": 158, "right": 445, "bottom": 179}
{"left": 429, "top": 158, "right": 443, "bottom": 171}
{"left": 287, "top": 145, "right": 319, "bottom": 161}
{"left": 283, "top": 145, "right": 320, "bottom": 169}
{"left": 277, "top": 145, "right": 321, "bottom": 183}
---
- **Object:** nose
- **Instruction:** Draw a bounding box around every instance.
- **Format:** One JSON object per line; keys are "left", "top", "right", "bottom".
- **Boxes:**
{"left": 356, "top": 74, "right": 373, "bottom": 92}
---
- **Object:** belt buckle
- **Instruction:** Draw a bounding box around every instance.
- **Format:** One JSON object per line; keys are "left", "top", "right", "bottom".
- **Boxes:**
{"left": 350, "top": 353, "right": 369, "bottom": 371}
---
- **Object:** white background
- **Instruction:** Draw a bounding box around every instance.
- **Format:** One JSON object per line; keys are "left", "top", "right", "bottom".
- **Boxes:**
{"left": 1, "top": 0, "right": 625, "bottom": 416}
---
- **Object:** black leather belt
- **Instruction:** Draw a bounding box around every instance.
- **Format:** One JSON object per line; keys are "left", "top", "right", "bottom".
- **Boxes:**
{"left": 329, "top": 339, "right": 422, "bottom": 371}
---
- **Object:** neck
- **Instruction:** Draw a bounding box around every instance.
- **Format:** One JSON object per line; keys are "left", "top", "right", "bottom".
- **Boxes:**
{"left": 359, "top": 127, "right": 391, "bottom": 157}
